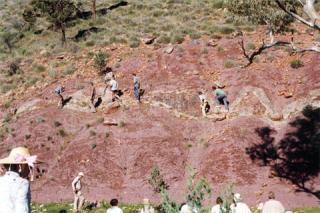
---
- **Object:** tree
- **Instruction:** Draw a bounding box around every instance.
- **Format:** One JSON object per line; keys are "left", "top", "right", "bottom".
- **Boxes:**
{"left": 92, "top": 0, "right": 96, "bottom": 20}
{"left": 29, "top": 0, "right": 77, "bottom": 44}
{"left": 227, "top": 0, "right": 320, "bottom": 67}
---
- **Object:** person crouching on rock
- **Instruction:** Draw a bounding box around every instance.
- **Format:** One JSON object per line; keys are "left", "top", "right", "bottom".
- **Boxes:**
{"left": 72, "top": 172, "right": 85, "bottom": 212}
{"left": 198, "top": 91, "right": 210, "bottom": 117}
{"left": 0, "top": 147, "right": 40, "bottom": 213}
{"left": 54, "top": 85, "right": 65, "bottom": 108}
{"left": 212, "top": 85, "right": 229, "bottom": 111}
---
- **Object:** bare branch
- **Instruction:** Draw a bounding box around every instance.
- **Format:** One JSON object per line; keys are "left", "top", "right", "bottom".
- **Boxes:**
{"left": 239, "top": 38, "right": 290, "bottom": 67}
{"left": 276, "top": 0, "right": 320, "bottom": 30}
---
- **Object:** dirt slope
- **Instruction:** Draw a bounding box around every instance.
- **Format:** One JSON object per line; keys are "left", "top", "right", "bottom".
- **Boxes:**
{"left": 0, "top": 31, "right": 319, "bottom": 208}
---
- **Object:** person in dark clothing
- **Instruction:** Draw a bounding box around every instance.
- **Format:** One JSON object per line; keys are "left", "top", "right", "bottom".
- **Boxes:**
{"left": 212, "top": 85, "right": 229, "bottom": 111}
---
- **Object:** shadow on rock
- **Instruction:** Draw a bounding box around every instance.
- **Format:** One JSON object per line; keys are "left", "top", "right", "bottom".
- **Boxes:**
{"left": 246, "top": 105, "right": 320, "bottom": 199}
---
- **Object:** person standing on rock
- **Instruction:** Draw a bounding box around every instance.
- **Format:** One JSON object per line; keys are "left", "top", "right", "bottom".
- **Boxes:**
{"left": 109, "top": 75, "right": 119, "bottom": 102}
{"left": 106, "top": 198, "right": 123, "bottom": 213}
{"left": 133, "top": 73, "right": 141, "bottom": 103}
{"left": 198, "top": 91, "right": 210, "bottom": 117}
{"left": 0, "top": 147, "right": 39, "bottom": 213}
{"left": 54, "top": 85, "right": 65, "bottom": 108}
{"left": 72, "top": 172, "right": 85, "bottom": 213}
{"left": 212, "top": 85, "right": 229, "bottom": 111}
{"left": 261, "top": 191, "right": 285, "bottom": 213}
{"left": 230, "top": 193, "right": 251, "bottom": 213}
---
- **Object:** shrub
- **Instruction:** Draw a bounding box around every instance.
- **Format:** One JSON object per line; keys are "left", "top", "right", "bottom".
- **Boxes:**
{"left": 85, "top": 40, "right": 95, "bottom": 47}
{"left": 157, "top": 35, "right": 171, "bottom": 44}
{"left": 224, "top": 59, "right": 236, "bottom": 68}
{"left": 25, "top": 76, "right": 41, "bottom": 87}
{"left": 63, "top": 64, "right": 76, "bottom": 75}
{"left": 129, "top": 37, "right": 140, "bottom": 48}
{"left": 94, "top": 51, "right": 107, "bottom": 72}
{"left": 290, "top": 59, "right": 303, "bottom": 69}
{"left": 148, "top": 166, "right": 169, "bottom": 193}
{"left": 246, "top": 42, "right": 256, "bottom": 50}
{"left": 33, "top": 64, "right": 46, "bottom": 73}
{"left": 8, "top": 61, "right": 20, "bottom": 76}
{"left": 58, "top": 129, "right": 67, "bottom": 137}
{"left": 171, "top": 33, "right": 184, "bottom": 44}
{"left": 219, "top": 26, "right": 235, "bottom": 34}
{"left": 54, "top": 121, "right": 62, "bottom": 127}
{"left": 48, "top": 69, "right": 58, "bottom": 79}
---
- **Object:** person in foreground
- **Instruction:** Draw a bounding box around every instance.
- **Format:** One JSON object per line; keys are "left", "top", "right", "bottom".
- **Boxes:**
{"left": 0, "top": 147, "right": 39, "bottom": 213}
{"left": 230, "top": 193, "right": 252, "bottom": 213}
{"left": 72, "top": 172, "right": 85, "bottom": 212}
{"left": 107, "top": 198, "right": 123, "bottom": 213}
{"left": 261, "top": 191, "right": 285, "bottom": 213}
{"left": 211, "top": 197, "right": 225, "bottom": 213}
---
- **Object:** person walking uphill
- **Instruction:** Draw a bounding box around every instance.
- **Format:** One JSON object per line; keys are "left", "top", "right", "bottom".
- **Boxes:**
{"left": 54, "top": 85, "right": 65, "bottom": 108}
{"left": 72, "top": 172, "right": 85, "bottom": 212}
{"left": 133, "top": 73, "right": 141, "bottom": 103}
{"left": 109, "top": 75, "right": 119, "bottom": 102}
{"left": 212, "top": 85, "right": 229, "bottom": 111}
{"left": 0, "top": 147, "right": 40, "bottom": 213}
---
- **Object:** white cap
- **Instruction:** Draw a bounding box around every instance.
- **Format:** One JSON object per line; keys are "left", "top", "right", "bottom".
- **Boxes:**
{"left": 78, "top": 172, "right": 84, "bottom": 177}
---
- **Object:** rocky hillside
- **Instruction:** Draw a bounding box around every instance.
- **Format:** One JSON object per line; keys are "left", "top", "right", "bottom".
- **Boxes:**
{"left": 0, "top": 23, "right": 319, "bottom": 210}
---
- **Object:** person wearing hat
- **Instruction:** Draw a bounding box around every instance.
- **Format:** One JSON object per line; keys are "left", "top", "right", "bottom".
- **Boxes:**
{"left": 0, "top": 147, "right": 39, "bottom": 213}
{"left": 261, "top": 191, "right": 285, "bottom": 213}
{"left": 139, "top": 198, "right": 155, "bottom": 213}
{"left": 230, "top": 193, "right": 252, "bottom": 213}
{"left": 72, "top": 172, "right": 85, "bottom": 212}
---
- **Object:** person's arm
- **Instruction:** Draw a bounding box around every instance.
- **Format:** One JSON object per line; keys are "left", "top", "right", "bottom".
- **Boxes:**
{"left": 71, "top": 177, "right": 78, "bottom": 193}
{"left": 14, "top": 180, "right": 30, "bottom": 213}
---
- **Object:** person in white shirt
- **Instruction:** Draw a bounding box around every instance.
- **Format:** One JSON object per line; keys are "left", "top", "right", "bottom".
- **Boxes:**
{"left": 72, "top": 172, "right": 85, "bottom": 212}
{"left": 106, "top": 198, "right": 123, "bottom": 213}
{"left": 230, "top": 193, "right": 252, "bottom": 213}
{"left": 211, "top": 197, "right": 224, "bottom": 213}
{"left": 198, "top": 91, "right": 210, "bottom": 117}
{"left": 109, "top": 75, "right": 119, "bottom": 102}
{"left": 0, "top": 147, "right": 39, "bottom": 213}
{"left": 139, "top": 198, "right": 155, "bottom": 213}
{"left": 180, "top": 203, "right": 199, "bottom": 213}
{"left": 261, "top": 191, "right": 285, "bottom": 213}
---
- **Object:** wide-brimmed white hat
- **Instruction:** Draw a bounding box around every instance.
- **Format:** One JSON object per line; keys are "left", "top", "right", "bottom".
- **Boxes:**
{"left": 0, "top": 147, "right": 39, "bottom": 167}
{"left": 78, "top": 172, "right": 84, "bottom": 177}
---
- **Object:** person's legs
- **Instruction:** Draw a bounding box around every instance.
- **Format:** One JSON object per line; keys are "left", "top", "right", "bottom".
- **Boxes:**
{"left": 134, "top": 87, "right": 140, "bottom": 102}
{"left": 222, "top": 96, "right": 229, "bottom": 111}
{"left": 201, "top": 103, "right": 206, "bottom": 117}
{"left": 58, "top": 94, "right": 64, "bottom": 108}
{"left": 73, "top": 192, "right": 79, "bottom": 212}
{"left": 78, "top": 192, "right": 85, "bottom": 210}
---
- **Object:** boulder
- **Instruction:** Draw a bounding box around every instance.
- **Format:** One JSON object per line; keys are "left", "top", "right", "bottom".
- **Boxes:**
{"left": 103, "top": 101, "right": 120, "bottom": 114}
{"left": 164, "top": 45, "right": 174, "bottom": 54}
{"left": 269, "top": 112, "right": 283, "bottom": 121}
{"left": 16, "top": 99, "right": 42, "bottom": 115}
{"left": 63, "top": 90, "right": 96, "bottom": 113}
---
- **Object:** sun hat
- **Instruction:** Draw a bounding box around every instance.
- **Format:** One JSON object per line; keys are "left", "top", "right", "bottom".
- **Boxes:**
{"left": 234, "top": 193, "right": 242, "bottom": 202}
{"left": 143, "top": 198, "right": 150, "bottom": 205}
{"left": 78, "top": 172, "right": 84, "bottom": 177}
{"left": 0, "top": 147, "right": 38, "bottom": 168}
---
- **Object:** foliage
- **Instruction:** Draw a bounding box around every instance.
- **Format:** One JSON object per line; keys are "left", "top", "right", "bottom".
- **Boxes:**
{"left": 94, "top": 51, "right": 107, "bottom": 72}
{"left": 290, "top": 59, "right": 304, "bottom": 69}
{"left": 8, "top": 60, "right": 20, "bottom": 76}
{"left": 28, "top": 0, "right": 77, "bottom": 43}
{"left": 148, "top": 166, "right": 169, "bottom": 193}
{"left": 219, "top": 184, "right": 234, "bottom": 213}
{"left": 185, "top": 167, "right": 211, "bottom": 210}
{"left": 226, "top": 0, "right": 299, "bottom": 32}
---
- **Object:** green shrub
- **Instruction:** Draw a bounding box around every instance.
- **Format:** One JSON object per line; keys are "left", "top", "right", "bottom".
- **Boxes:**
{"left": 25, "top": 76, "right": 41, "bottom": 87}
{"left": 224, "top": 59, "right": 236, "bottom": 68}
{"left": 157, "top": 35, "right": 171, "bottom": 44}
{"left": 219, "top": 26, "right": 235, "bottom": 34}
{"left": 94, "top": 51, "right": 107, "bottom": 72}
{"left": 33, "top": 64, "right": 46, "bottom": 73}
{"left": 48, "top": 69, "right": 58, "bottom": 79}
{"left": 171, "top": 33, "right": 184, "bottom": 44}
{"left": 63, "top": 64, "right": 76, "bottom": 75}
{"left": 129, "top": 36, "right": 140, "bottom": 48}
{"left": 85, "top": 40, "right": 95, "bottom": 47}
{"left": 290, "top": 59, "right": 303, "bottom": 69}
{"left": 246, "top": 42, "right": 256, "bottom": 50}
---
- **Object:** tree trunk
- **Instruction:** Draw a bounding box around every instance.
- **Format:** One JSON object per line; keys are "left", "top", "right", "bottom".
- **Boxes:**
{"left": 92, "top": 0, "right": 96, "bottom": 20}
{"left": 61, "top": 24, "right": 66, "bottom": 45}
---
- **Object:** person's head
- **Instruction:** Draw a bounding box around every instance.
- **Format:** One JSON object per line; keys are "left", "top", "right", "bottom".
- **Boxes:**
{"left": 268, "top": 191, "right": 275, "bottom": 199}
{"left": 143, "top": 198, "right": 150, "bottom": 206}
{"left": 110, "top": 198, "right": 118, "bottom": 207}
{"left": 198, "top": 91, "right": 203, "bottom": 95}
{"left": 132, "top": 73, "right": 136, "bottom": 76}
{"left": 0, "top": 147, "right": 39, "bottom": 180}
{"left": 112, "top": 75, "right": 115, "bottom": 79}
{"left": 216, "top": 197, "right": 223, "bottom": 205}
{"left": 212, "top": 85, "right": 217, "bottom": 90}
{"left": 78, "top": 172, "right": 84, "bottom": 179}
